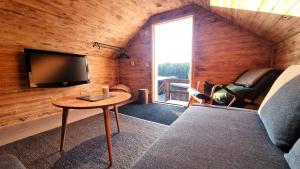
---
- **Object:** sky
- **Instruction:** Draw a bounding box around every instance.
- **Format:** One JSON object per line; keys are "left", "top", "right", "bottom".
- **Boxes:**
{"left": 154, "top": 16, "right": 193, "bottom": 64}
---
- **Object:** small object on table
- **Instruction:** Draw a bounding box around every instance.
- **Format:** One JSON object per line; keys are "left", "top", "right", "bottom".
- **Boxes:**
{"left": 76, "top": 94, "right": 113, "bottom": 102}
{"left": 102, "top": 86, "right": 110, "bottom": 97}
{"left": 52, "top": 91, "right": 131, "bottom": 166}
{"left": 138, "top": 89, "right": 149, "bottom": 104}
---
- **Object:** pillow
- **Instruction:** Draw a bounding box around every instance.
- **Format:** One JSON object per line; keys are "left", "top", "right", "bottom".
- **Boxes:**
{"left": 284, "top": 139, "right": 300, "bottom": 169}
{"left": 258, "top": 65, "right": 300, "bottom": 152}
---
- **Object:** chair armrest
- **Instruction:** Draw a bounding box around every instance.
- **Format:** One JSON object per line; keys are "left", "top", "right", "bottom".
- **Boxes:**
{"left": 187, "top": 87, "right": 201, "bottom": 95}
{"left": 188, "top": 87, "right": 211, "bottom": 102}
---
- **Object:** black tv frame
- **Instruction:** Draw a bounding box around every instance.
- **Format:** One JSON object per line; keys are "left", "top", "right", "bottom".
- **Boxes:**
{"left": 24, "top": 48, "right": 90, "bottom": 88}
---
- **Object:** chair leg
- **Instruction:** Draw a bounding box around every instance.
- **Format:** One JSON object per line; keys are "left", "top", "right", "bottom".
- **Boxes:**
{"left": 185, "top": 96, "right": 193, "bottom": 108}
{"left": 113, "top": 105, "right": 120, "bottom": 133}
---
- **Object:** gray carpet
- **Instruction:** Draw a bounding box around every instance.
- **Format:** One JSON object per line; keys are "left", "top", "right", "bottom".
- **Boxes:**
{"left": 0, "top": 113, "right": 168, "bottom": 169}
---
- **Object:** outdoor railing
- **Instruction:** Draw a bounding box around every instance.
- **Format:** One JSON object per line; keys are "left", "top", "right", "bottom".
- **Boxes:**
{"left": 158, "top": 79, "right": 189, "bottom": 101}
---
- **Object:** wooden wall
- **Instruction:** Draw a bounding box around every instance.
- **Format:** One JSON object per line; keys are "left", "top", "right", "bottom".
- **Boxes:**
{"left": 119, "top": 5, "right": 273, "bottom": 101}
{"left": 0, "top": 1, "right": 284, "bottom": 128}
{"left": 0, "top": 1, "right": 119, "bottom": 127}
{"left": 274, "top": 33, "right": 300, "bottom": 69}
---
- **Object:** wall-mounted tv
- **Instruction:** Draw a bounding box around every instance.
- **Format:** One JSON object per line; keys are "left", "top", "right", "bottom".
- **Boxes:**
{"left": 25, "top": 49, "right": 90, "bottom": 87}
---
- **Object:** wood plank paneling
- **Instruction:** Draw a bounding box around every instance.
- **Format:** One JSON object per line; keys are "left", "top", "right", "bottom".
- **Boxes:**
{"left": 0, "top": 0, "right": 203, "bottom": 127}
{"left": 207, "top": 0, "right": 300, "bottom": 43}
{"left": 254, "top": 0, "right": 299, "bottom": 42}
{"left": 0, "top": 0, "right": 119, "bottom": 127}
{"left": 274, "top": 33, "right": 300, "bottom": 69}
{"left": 1, "top": 0, "right": 299, "bottom": 127}
{"left": 119, "top": 6, "right": 272, "bottom": 102}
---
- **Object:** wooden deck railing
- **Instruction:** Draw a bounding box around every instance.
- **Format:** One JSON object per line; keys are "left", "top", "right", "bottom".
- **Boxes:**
{"left": 158, "top": 79, "right": 189, "bottom": 101}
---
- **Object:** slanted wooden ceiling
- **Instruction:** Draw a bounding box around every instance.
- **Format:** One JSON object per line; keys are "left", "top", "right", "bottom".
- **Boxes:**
{"left": 135, "top": 0, "right": 299, "bottom": 44}
{"left": 208, "top": 0, "right": 300, "bottom": 43}
{"left": 2, "top": 0, "right": 299, "bottom": 49}
{"left": 94, "top": 0, "right": 300, "bottom": 45}
{"left": 144, "top": 0, "right": 300, "bottom": 44}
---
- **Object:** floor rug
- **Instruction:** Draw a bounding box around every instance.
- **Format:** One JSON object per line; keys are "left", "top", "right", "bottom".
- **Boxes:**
{"left": 119, "top": 102, "right": 185, "bottom": 125}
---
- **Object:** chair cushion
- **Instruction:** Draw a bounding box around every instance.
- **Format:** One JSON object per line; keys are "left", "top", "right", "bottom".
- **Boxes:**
{"left": 235, "top": 68, "right": 273, "bottom": 87}
{"left": 284, "top": 139, "right": 300, "bottom": 169}
{"left": 132, "top": 105, "right": 288, "bottom": 169}
{"left": 258, "top": 65, "right": 300, "bottom": 152}
{"left": 213, "top": 84, "right": 254, "bottom": 106}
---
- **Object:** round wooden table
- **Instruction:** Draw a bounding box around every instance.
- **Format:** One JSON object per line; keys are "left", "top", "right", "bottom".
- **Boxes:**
{"left": 52, "top": 91, "right": 131, "bottom": 166}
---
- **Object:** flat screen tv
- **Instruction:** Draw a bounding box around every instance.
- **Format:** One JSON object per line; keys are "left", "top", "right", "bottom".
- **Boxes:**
{"left": 25, "top": 49, "right": 90, "bottom": 87}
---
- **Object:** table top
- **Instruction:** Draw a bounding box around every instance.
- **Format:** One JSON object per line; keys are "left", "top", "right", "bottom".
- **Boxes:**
{"left": 52, "top": 92, "right": 131, "bottom": 109}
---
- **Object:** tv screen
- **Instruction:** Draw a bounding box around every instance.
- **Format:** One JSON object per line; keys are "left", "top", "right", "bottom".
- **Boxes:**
{"left": 25, "top": 49, "right": 90, "bottom": 87}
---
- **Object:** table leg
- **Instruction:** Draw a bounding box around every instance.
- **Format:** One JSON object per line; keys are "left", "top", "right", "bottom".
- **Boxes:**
{"left": 114, "top": 105, "right": 121, "bottom": 133}
{"left": 103, "top": 106, "right": 112, "bottom": 166}
{"left": 60, "top": 108, "right": 69, "bottom": 152}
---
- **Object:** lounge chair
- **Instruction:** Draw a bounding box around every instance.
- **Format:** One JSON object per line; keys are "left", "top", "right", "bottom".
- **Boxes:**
{"left": 187, "top": 68, "right": 281, "bottom": 108}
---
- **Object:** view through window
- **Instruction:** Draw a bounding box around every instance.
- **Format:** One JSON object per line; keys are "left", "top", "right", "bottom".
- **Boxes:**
{"left": 153, "top": 16, "right": 193, "bottom": 105}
